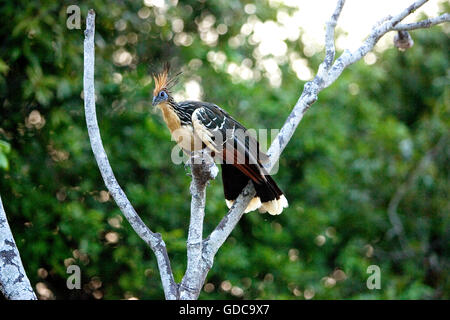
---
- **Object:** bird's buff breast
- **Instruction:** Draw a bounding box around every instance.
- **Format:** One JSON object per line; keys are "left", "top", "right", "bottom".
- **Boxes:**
{"left": 158, "top": 102, "right": 203, "bottom": 152}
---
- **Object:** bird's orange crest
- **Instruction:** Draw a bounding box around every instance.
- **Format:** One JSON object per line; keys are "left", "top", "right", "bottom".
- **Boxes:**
{"left": 153, "top": 63, "right": 182, "bottom": 96}
{"left": 153, "top": 65, "right": 169, "bottom": 96}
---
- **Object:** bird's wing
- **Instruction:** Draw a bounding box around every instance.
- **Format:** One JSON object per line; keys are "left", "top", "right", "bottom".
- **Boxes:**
{"left": 191, "top": 105, "right": 269, "bottom": 183}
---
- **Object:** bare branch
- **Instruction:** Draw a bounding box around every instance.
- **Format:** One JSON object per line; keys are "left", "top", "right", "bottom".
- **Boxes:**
{"left": 83, "top": 10, "right": 178, "bottom": 300}
{"left": 202, "top": 182, "right": 255, "bottom": 263}
{"left": 321, "top": 0, "right": 346, "bottom": 76}
{"left": 325, "top": 0, "right": 434, "bottom": 87}
{"left": 393, "top": 13, "right": 450, "bottom": 31}
{"left": 390, "top": 0, "right": 428, "bottom": 27}
{"left": 0, "top": 195, "right": 37, "bottom": 300}
{"left": 179, "top": 151, "right": 218, "bottom": 300}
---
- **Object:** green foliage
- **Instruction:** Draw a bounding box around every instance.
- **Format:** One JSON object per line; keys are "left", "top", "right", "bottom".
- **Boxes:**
{"left": 0, "top": 0, "right": 448, "bottom": 300}
{"left": 0, "top": 140, "right": 10, "bottom": 170}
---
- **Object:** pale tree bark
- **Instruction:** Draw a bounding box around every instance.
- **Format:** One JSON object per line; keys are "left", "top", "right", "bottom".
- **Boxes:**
{"left": 83, "top": 10, "right": 178, "bottom": 300}
{"left": 0, "top": 195, "right": 37, "bottom": 300}
{"left": 393, "top": 13, "right": 449, "bottom": 31}
{"left": 179, "top": 151, "right": 218, "bottom": 299}
{"left": 82, "top": 0, "right": 449, "bottom": 300}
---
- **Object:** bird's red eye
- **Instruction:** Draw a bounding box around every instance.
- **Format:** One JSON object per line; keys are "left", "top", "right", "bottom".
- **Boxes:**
{"left": 159, "top": 91, "right": 166, "bottom": 98}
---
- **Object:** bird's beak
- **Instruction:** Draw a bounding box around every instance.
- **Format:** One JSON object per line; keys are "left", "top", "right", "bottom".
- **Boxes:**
{"left": 152, "top": 96, "right": 158, "bottom": 106}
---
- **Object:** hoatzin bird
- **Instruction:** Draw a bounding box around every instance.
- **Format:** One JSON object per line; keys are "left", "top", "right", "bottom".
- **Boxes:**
{"left": 151, "top": 65, "right": 288, "bottom": 215}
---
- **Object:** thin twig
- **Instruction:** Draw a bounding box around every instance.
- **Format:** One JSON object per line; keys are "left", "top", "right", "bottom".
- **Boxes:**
{"left": 325, "top": 0, "right": 431, "bottom": 87}
{"left": 319, "top": 0, "right": 346, "bottom": 81}
{"left": 393, "top": 13, "right": 450, "bottom": 31}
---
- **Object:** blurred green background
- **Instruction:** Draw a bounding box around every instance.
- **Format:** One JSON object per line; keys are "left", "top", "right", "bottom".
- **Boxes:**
{"left": 0, "top": 0, "right": 448, "bottom": 300}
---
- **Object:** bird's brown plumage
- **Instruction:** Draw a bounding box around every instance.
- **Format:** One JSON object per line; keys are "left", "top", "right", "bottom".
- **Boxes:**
{"left": 151, "top": 66, "right": 288, "bottom": 215}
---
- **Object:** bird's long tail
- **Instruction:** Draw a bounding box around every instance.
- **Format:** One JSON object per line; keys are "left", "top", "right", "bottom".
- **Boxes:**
{"left": 221, "top": 164, "right": 288, "bottom": 215}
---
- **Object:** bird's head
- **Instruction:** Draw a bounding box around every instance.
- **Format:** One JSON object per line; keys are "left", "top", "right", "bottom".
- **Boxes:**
{"left": 152, "top": 63, "right": 180, "bottom": 107}
{"left": 152, "top": 88, "right": 169, "bottom": 107}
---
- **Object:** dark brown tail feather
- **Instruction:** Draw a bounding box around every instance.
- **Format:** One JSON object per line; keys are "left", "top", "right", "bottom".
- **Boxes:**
{"left": 221, "top": 164, "right": 286, "bottom": 214}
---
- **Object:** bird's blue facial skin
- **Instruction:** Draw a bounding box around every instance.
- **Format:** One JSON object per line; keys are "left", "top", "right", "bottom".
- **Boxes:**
{"left": 152, "top": 90, "right": 168, "bottom": 106}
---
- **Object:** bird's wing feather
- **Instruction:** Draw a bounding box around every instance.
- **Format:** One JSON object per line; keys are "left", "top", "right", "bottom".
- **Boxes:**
{"left": 191, "top": 105, "right": 269, "bottom": 183}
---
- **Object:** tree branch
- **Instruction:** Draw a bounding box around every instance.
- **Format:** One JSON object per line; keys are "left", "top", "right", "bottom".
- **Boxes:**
{"left": 179, "top": 151, "right": 218, "bottom": 299}
{"left": 393, "top": 13, "right": 450, "bottom": 31}
{"left": 322, "top": 0, "right": 346, "bottom": 76}
{"left": 0, "top": 195, "right": 37, "bottom": 300}
{"left": 83, "top": 10, "right": 178, "bottom": 300}
{"left": 324, "top": 0, "right": 443, "bottom": 87}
